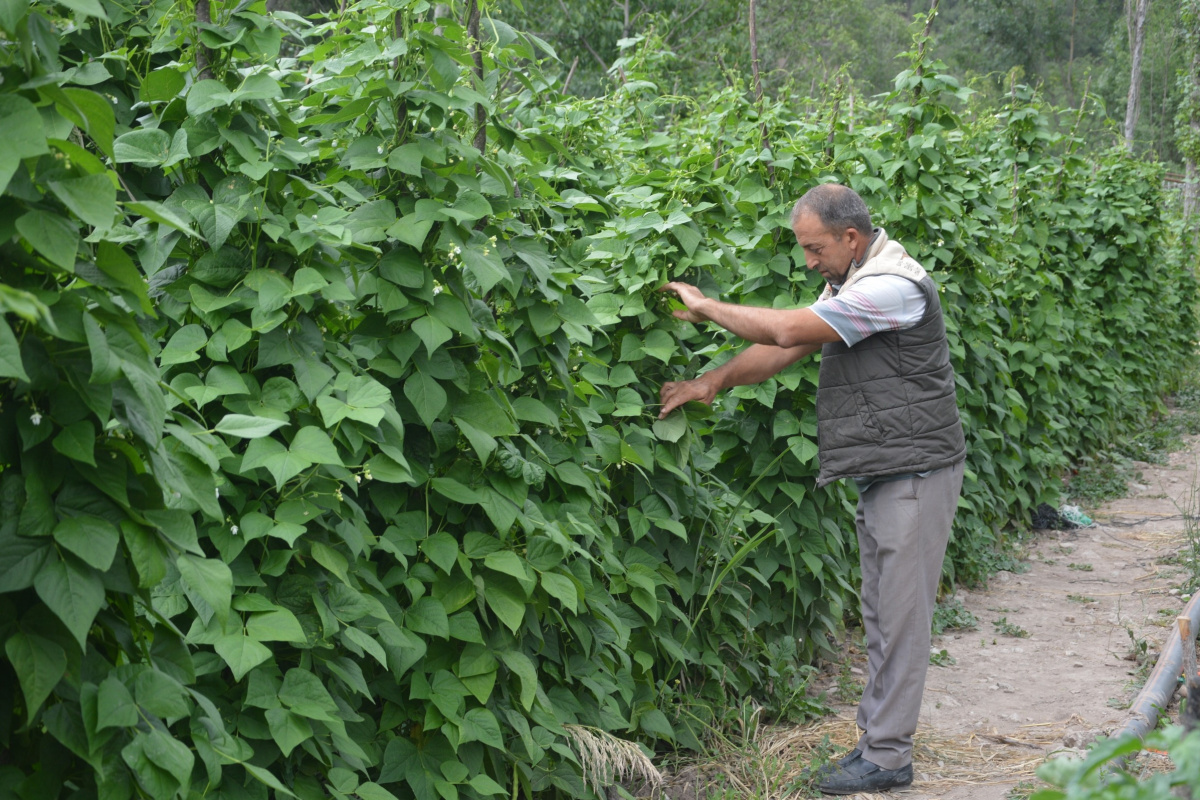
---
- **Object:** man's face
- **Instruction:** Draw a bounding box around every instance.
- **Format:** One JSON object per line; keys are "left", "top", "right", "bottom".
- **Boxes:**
{"left": 792, "top": 211, "right": 856, "bottom": 286}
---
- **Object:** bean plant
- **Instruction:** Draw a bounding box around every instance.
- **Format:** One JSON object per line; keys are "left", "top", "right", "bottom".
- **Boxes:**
{"left": 0, "top": 1, "right": 1195, "bottom": 798}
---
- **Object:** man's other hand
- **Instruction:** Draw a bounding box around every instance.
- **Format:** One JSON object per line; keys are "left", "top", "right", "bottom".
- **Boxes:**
{"left": 658, "top": 282, "right": 710, "bottom": 323}
{"left": 659, "top": 378, "right": 716, "bottom": 419}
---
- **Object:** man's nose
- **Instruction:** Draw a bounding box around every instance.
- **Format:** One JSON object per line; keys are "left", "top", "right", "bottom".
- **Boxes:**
{"left": 805, "top": 255, "right": 819, "bottom": 269}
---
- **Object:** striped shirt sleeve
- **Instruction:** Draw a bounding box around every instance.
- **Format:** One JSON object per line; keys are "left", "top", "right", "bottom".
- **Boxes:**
{"left": 811, "top": 275, "right": 928, "bottom": 347}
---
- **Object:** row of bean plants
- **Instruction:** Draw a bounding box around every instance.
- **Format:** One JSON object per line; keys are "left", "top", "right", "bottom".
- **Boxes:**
{"left": 0, "top": 1, "right": 1195, "bottom": 798}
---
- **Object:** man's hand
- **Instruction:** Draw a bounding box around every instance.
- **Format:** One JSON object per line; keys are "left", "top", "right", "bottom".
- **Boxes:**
{"left": 659, "top": 376, "right": 717, "bottom": 419}
{"left": 658, "top": 282, "right": 711, "bottom": 323}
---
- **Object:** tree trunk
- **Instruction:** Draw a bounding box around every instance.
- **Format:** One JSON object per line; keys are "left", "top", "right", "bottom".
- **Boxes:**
{"left": 195, "top": 0, "right": 214, "bottom": 81}
{"left": 1124, "top": 0, "right": 1151, "bottom": 151}
{"left": 1186, "top": 44, "right": 1200, "bottom": 218}
{"left": 1066, "top": 0, "right": 1077, "bottom": 106}
{"left": 748, "top": 0, "right": 773, "bottom": 181}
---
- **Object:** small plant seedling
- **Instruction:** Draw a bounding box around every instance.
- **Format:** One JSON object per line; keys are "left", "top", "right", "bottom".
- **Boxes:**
{"left": 932, "top": 597, "right": 979, "bottom": 634}
{"left": 929, "top": 648, "right": 956, "bottom": 667}
{"left": 1066, "top": 594, "right": 1096, "bottom": 603}
{"left": 1068, "top": 562, "right": 1094, "bottom": 571}
{"left": 834, "top": 660, "right": 862, "bottom": 704}
{"left": 993, "top": 616, "right": 1030, "bottom": 638}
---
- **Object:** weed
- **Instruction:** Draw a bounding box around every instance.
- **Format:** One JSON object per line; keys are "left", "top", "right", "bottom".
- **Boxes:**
{"left": 1176, "top": 477, "right": 1200, "bottom": 591}
{"left": 1005, "top": 779, "right": 1041, "bottom": 799}
{"left": 833, "top": 660, "right": 862, "bottom": 704}
{"left": 929, "top": 648, "right": 956, "bottom": 667}
{"left": 931, "top": 597, "right": 979, "bottom": 635}
{"left": 1054, "top": 544, "right": 1075, "bottom": 556}
{"left": 1066, "top": 594, "right": 1096, "bottom": 603}
{"left": 1067, "top": 452, "right": 1138, "bottom": 505}
{"left": 1068, "top": 562, "right": 1094, "bottom": 572}
{"left": 993, "top": 616, "right": 1030, "bottom": 638}
{"left": 987, "top": 606, "right": 1018, "bottom": 613}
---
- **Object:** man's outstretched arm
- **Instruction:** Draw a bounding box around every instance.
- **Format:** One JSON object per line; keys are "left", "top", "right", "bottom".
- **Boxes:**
{"left": 659, "top": 281, "right": 842, "bottom": 349}
{"left": 658, "top": 342, "right": 819, "bottom": 419}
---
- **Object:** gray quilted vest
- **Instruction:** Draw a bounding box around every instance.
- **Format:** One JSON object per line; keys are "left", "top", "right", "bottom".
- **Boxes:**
{"left": 815, "top": 276, "right": 966, "bottom": 488}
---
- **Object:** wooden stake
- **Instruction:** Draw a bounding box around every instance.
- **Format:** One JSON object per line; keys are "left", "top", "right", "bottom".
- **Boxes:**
{"left": 1181, "top": 616, "right": 1199, "bottom": 731}
{"left": 1181, "top": 617, "right": 1198, "bottom": 684}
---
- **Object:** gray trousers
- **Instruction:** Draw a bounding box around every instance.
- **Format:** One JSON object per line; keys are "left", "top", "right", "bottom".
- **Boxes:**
{"left": 854, "top": 459, "right": 964, "bottom": 770}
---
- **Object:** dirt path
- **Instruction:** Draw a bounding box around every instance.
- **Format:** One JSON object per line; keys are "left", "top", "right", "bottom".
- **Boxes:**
{"left": 797, "top": 434, "right": 1200, "bottom": 799}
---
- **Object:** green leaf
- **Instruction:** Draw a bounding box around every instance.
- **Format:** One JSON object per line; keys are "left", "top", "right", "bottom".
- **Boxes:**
{"left": 497, "top": 651, "right": 537, "bottom": 711}
{"left": 5, "top": 632, "right": 66, "bottom": 717}
{"left": 0, "top": 523, "right": 50, "bottom": 591}
{"left": 787, "top": 435, "right": 819, "bottom": 464}
{"left": 484, "top": 580, "right": 526, "bottom": 634}
{"left": 342, "top": 626, "right": 388, "bottom": 668}
{"left": 458, "top": 707, "right": 503, "bottom": 749}
{"left": 420, "top": 531, "right": 459, "bottom": 574}
{"left": 453, "top": 416, "right": 496, "bottom": 465}
{"left": 96, "top": 675, "right": 139, "bottom": 729}
{"left": 539, "top": 571, "right": 579, "bottom": 614}
{"left": 214, "top": 414, "right": 288, "bottom": 438}
{"left": 113, "top": 129, "right": 173, "bottom": 166}
{"left": 356, "top": 783, "right": 401, "bottom": 800}
{"left": 290, "top": 426, "right": 342, "bottom": 465}
{"left": 48, "top": 173, "right": 116, "bottom": 230}
{"left": 16, "top": 210, "right": 79, "bottom": 271}
{"left": 34, "top": 554, "right": 105, "bottom": 651}
{"left": 142, "top": 727, "right": 195, "bottom": 791}
{"left": 404, "top": 371, "right": 446, "bottom": 427}
{"left": 279, "top": 668, "right": 340, "bottom": 722}
{"left": 265, "top": 708, "right": 313, "bottom": 757}
{"left": 242, "top": 762, "right": 297, "bottom": 797}
{"left": 53, "top": 0, "right": 108, "bottom": 20}
{"left": 0, "top": 95, "right": 48, "bottom": 162}
{"left": 52, "top": 420, "right": 96, "bottom": 467}
{"left": 134, "top": 669, "right": 190, "bottom": 718}
{"left": 140, "top": 68, "right": 185, "bottom": 103}
{"left": 213, "top": 633, "right": 272, "bottom": 681}
{"left": 60, "top": 88, "right": 115, "bottom": 158}
{"left": 176, "top": 555, "right": 232, "bottom": 624}
{"left": 652, "top": 413, "right": 688, "bottom": 443}
{"left": 246, "top": 609, "right": 306, "bottom": 642}
{"left": 0, "top": 316, "right": 29, "bottom": 382}
{"left": 53, "top": 514, "right": 119, "bottom": 571}
{"left": 431, "top": 477, "right": 480, "bottom": 505}
{"left": 412, "top": 315, "right": 453, "bottom": 356}
{"left": 161, "top": 324, "right": 207, "bottom": 365}
{"left": 405, "top": 596, "right": 449, "bottom": 639}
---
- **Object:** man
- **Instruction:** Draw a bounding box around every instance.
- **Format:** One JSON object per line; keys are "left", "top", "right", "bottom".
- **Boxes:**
{"left": 657, "top": 183, "right": 965, "bottom": 795}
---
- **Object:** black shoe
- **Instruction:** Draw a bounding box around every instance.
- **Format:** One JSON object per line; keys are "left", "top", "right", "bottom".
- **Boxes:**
{"left": 816, "top": 755, "right": 913, "bottom": 795}
{"left": 835, "top": 748, "right": 861, "bottom": 767}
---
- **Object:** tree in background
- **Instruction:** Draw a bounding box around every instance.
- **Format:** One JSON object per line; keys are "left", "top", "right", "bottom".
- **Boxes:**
{"left": 1179, "top": 0, "right": 1200, "bottom": 215}
{"left": 1126, "top": 0, "right": 1152, "bottom": 149}
{"left": 501, "top": 0, "right": 1191, "bottom": 163}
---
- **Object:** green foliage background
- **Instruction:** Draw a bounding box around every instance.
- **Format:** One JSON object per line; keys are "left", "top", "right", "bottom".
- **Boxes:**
{"left": 0, "top": 1, "right": 1195, "bottom": 798}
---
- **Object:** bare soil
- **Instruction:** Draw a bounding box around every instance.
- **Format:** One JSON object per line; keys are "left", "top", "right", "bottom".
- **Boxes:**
{"left": 653, "top": 432, "right": 1200, "bottom": 800}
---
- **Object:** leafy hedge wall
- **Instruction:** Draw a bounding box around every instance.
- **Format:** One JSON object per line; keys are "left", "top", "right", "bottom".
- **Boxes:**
{"left": 0, "top": 1, "right": 1195, "bottom": 798}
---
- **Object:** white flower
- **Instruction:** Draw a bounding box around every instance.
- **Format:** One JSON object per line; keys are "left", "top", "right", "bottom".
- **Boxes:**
{"left": 215, "top": 487, "right": 220, "bottom": 497}
{"left": 376, "top": 145, "right": 384, "bottom": 154}
{"left": 355, "top": 475, "right": 362, "bottom": 484}
{"left": 29, "top": 412, "right": 41, "bottom": 426}
{"left": 231, "top": 525, "right": 239, "bottom": 536}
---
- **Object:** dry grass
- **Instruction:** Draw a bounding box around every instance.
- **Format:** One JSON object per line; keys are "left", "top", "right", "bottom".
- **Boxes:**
{"left": 562, "top": 723, "right": 664, "bottom": 798}
{"left": 647, "top": 715, "right": 1098, "bottom": 799}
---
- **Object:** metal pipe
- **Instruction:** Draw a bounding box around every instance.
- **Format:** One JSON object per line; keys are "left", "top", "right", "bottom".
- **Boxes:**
{"left": 1113, "top": 592, "right": 1200, "bottom": 742}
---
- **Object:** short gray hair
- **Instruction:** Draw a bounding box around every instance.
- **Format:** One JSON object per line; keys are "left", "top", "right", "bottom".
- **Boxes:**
{"left": 790, "top": 184, "right": 872, "bottom": 237}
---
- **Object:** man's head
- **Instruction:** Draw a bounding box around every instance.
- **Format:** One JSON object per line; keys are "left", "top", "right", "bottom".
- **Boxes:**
{"left": 790, "top": 184, "right": 873, "bottom": 285}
